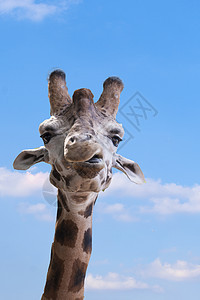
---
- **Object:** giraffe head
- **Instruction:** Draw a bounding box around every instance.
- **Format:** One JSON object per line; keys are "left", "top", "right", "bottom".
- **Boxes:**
{"left": 13, "top": 70, "right": 145, "bottom": 194}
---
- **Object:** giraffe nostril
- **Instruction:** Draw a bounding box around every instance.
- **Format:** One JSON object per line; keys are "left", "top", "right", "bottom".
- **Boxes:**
{"left": 70, "top": 137, "right": 75, "bottom": 143}
{"left": 87, "top": 134, "right": 92, "bottom": 140}
{"left": 66, "top": 134, "right": 93, "bottom": 148}
{"left": 66, "top": 136, "right": 77, "bottom": 146}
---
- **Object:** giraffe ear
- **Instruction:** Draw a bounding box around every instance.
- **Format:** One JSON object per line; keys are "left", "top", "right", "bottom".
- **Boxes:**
{"left": 13, "top": 146, "right": 49, "bottom": 170}
{"left": 113, "top": 154, "right": 145, "bottom": 184}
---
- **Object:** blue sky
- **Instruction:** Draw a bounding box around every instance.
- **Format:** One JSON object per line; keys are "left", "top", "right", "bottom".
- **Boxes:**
{"left": 1, "top": 0, "right": 200, "bottom": 299}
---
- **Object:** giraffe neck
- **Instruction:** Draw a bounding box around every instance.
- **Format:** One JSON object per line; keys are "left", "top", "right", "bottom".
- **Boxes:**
{"left": 41, "top": 189, "right": 98, "bottom": 300}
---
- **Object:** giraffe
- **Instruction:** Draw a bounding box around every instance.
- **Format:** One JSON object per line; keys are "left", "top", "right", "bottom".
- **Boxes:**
{"left": 13, "top": 70, "right": 145, "bottom": 300}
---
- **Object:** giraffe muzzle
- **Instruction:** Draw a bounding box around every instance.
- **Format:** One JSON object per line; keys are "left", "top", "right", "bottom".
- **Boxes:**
{"left": 64, "top": 134, "right": 104, "bottom": 165}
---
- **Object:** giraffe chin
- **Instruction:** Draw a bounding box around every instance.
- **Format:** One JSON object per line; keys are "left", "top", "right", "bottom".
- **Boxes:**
{"left": 73, "top": 160, "right": 105, "bottom": 179}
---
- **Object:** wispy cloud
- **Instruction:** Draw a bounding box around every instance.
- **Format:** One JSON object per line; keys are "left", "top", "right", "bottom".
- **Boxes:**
{"left": 2, "top": 167, "right": 200, "bottom": 216}
{"left": 18, "top": 202, "right": 54, "bottom": 221}
{"left": 85, "top": 272, "right": 161, "bottom": 292}
{"left": 103, "top": 173, "right": 200, "bottom": 215}
{"left": 142, "top": 258, "right": 200, "bottom": 281}
{"left": 0, "top": 167, "right": 49, "bottom": 197}
{"left": 0, "top": 167, "right": 55, "bottom": 220}
{"left": 104, "top": 203, "right": 124, "bottom": 213}
{"left": 86, "top": 259, "right": 200, "bottom": 293}
{"left": 0, "top": 0, "right": 81, "bottom": 21}
{"left": 97, "top": 202, "right": 137, "bottom": 222}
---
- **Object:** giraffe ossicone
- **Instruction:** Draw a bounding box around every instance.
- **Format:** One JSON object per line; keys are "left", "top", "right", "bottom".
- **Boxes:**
{"left": 13, "top": 69, "right": 145, "bottom": 300}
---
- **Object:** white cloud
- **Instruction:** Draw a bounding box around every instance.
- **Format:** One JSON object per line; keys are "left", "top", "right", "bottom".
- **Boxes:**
{"left": 98, "top": 202, "right": 136, "bottom": 222}
{"left": 0, "top": 167, "right": 49, "bottom": 197}
{"left": 104, "top": 203, "right": 124, "bottom": 213}
{"left": 2, "top": 167, "right": 200, "bottom": 216}
{"left": 86, "top": 260, "right": 200, "bottom": 293}
{"left": 20, "top": 202, "right": 46, "bottom": 213}
{"left": 18, "top": 202, "right": 54, "bottom": 221}
{"left": 142, "top": 258, "right": 200, "bottom": 281}
{"left": 0, "top": 0, "right": 81, "bottom": 21}
{"left": 85, "top": 272, "right": 161, "bottom": 292}
{"left": 0, "top": 167, "right": 55, "bottom": 220}
{"left": 103, "top": 173, "right": 200, "bottom": 215}
{"left": 115, "top": 213, "right": 135, "bottom": 222}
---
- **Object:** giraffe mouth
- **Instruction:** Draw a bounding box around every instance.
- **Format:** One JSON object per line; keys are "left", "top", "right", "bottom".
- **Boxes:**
{"left": 85, "top": 154, "right": 103, "bottom": 164}
{"left": 73, "top": 153, "right": 104, "bottom": 176}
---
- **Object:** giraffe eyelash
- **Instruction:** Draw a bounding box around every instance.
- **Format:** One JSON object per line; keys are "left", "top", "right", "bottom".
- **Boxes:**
{"left": 40, "top": 132, "right": 53, "bottom": 144}
{"left": 109, "top": 135, "right": 123, "bottom": 147}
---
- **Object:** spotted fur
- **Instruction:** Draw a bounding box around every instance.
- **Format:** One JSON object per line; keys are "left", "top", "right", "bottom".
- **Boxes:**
{"left": 55, "top": 220, "right": 78, "bottom": 248}
{"left": 82, "top": 228, "right": 92, "bottom": 254}
{"left": 13, "top": 70, "right": 145, "bottom": 300}
{"left": 68, "top": 258, "right": 87, "bottom": 293}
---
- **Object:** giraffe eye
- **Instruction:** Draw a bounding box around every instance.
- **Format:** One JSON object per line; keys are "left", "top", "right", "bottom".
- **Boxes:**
{"left": 40, "top": 132, "right": 52, "bottom": 144}
{"left": 111, "top": 135, "right": 122, "bottom": 147}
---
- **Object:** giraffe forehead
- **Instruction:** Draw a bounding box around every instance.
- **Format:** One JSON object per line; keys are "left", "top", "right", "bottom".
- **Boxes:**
{"left": 67, "top": 118, "right": 124, "bottom": 140}
{"left": 100, "top": 119, "right": 124, "bottom": 135}
{"left": 39, "top": 108, "right": 124, "bottom": 138}
{"left": 39, "top": 116, "right": 66, "bottom": 134}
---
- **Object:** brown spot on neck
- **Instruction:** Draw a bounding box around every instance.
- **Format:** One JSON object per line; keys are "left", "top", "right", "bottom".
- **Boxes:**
{"left": 84, "top": 203, "right": 94, "bottom": 218}
{"left": 42, "top": 247, "right": 64, "bottom": 299}
{"left": 68, "top": 258, "right": 87, "bottom": 293}
{"left": 82, "top": 228, "right": 92, "bottom": 254}
{"left": 78, "top": 201, "right": 94, "bottom": 218}
{"left": 55, "top": 219, "right": 78, "bottom": 248}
